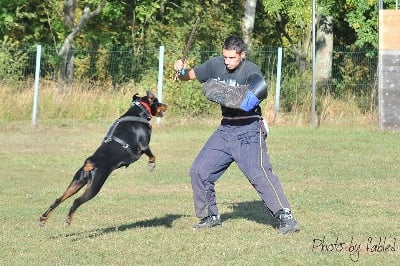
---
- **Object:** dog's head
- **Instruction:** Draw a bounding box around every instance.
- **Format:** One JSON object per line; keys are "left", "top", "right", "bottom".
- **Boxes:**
{"left": 132, "top": 91, "right": 167, "bottom": 118}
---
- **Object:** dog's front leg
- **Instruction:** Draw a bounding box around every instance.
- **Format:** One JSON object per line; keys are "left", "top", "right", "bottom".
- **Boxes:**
{"left": 148, "top": 157, "right": 155, "bottom": 171}
{"left": 143, "top": 148, "right": 156, "bottom": 171}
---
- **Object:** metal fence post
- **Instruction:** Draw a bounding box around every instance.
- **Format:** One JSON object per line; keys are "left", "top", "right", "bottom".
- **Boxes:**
{"left": 275, "top": 47, "right": 282, "bottom": 115}
{"left": 311, "top": 0, "right": 317, "bottom": 128}
{"left": 32, "top": 45, "right": 41, "bottom": 128}
{"left": 157, "top": 45, "right": 164, "bottom": 125}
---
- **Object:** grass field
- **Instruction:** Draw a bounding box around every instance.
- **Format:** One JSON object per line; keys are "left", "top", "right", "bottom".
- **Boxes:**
{"left": 0, "top": 117, "right": 399, "bottom": 265}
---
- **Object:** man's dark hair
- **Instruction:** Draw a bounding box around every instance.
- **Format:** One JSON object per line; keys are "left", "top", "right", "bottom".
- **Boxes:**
{"left": 223, "top": 35, "right": 246, "bottom": 53}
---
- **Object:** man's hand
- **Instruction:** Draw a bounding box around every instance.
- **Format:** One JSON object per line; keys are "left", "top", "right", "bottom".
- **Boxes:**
{"left": 174, "top": 59, "right": 187, "bottom": 76}
{"left": 174, "top": 59, "right": 186, "bottom": 74}
{"left": 173, "top": 59, "right": 195, "bottom": 80}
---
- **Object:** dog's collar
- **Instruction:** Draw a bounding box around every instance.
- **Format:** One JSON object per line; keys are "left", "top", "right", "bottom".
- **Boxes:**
{"left": 139, "top": 101, "right": 152, "bottom": 118}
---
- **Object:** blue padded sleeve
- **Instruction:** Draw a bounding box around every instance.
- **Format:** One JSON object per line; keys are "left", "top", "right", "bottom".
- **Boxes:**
{"left": 239, "top": 91, "right": 261, "bottom": 112}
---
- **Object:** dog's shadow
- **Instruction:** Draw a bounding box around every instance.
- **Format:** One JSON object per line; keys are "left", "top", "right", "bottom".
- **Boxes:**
{"left": 55, "top": 201, "right": 277, "bottom": 241}
{"left": 221, "top": 200, "right": 279, "bottom": 229}
{"left": 57, "top": 214, "right": 183, "bottom": 242}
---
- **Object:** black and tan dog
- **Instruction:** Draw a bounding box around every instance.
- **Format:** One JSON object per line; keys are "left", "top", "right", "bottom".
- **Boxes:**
{"left": 39, "top": 91, "right": 167, "bottom": 226}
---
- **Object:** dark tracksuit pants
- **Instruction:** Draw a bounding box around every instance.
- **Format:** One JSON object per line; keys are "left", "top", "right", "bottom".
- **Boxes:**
{"left": 189, "top": 117, "right": 291, "bottom": 219}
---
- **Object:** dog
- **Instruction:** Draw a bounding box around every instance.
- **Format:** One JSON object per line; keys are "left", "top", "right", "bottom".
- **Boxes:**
{"left": 39, "top": 91, "right": 167, "bottom": 226}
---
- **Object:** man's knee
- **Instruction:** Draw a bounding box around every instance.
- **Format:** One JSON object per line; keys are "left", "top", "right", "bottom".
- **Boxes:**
{"left": 189, "top": 164, "right": 199, "bottom": 179}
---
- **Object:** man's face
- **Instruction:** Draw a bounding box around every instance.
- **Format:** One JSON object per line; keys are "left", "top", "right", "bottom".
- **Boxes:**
{"left": 222, "top": 49, "right": 245, "bottom": 70}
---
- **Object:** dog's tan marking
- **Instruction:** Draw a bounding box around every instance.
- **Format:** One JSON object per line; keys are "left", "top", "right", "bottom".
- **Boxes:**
{"left": 84, "top": 161, "right": 94, "bottom": 172}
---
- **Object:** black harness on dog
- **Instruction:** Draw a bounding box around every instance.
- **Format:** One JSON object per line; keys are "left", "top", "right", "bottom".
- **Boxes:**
{"left": 103, "top": 102, "right": 151, "bottom": 163}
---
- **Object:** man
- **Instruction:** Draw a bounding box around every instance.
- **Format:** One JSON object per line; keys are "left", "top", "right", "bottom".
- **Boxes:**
{"left": 173, "top": 35, "right": 299, "bottom": 234}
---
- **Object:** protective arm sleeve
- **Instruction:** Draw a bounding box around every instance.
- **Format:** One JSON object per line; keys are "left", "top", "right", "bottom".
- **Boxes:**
{"left": 203, "top": 73, "right": 268, "bottom": 111}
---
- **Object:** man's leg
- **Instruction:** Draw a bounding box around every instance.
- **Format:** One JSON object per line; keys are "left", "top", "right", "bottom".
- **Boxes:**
{"left": 233, "top": 121, "right": 299, "bottom": 233}
{"left": 189, "top": 128, "right": 232, "bottom": 227}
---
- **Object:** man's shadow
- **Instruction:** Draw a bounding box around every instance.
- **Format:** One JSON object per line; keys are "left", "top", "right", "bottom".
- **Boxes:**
{"left": 54, "top": 201, "right": 277, "bottom": 241}
{"left": 220, "top": 200, "right": 279, "bottom": 229}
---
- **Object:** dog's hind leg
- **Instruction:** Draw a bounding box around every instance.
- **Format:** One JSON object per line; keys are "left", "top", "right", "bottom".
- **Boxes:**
{"left": 39, "top": 165, "right": 89, "bottom": 227}
{"left": 64, "top": 167, "right": 111, "bottom": 226}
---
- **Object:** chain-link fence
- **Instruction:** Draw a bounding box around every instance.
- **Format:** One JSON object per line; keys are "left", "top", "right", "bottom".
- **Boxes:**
{"left": 1, "top": 45, "right": 377, "bottom": 113}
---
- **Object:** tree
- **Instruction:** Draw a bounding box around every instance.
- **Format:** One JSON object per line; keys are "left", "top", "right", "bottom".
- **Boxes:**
{"left": 242, "top": 0, "right": 257, "bottom": 50}
{"left": 343, "top": 0, "right": 378, "bottom": 52}
{"left": 260, "top": 0, "right": 313, "bottom": 71}
{"left": 0, "top": 0, "right": 61, "bottom": 47}
{"left": 58, "top": 0, "right": 106, "bottom": 83}
{"left": 316, "top": 12, "right": 333, "bottom": 82}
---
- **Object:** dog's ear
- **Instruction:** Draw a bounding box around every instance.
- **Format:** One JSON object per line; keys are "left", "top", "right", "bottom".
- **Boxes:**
{"left": 132, "top": 93, "right": 140, "bottom": 102}
{"left": 146, "top": 90, "right": 155, "bottom": 99}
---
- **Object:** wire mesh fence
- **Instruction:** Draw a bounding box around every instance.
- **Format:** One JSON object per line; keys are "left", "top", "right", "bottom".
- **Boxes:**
{"left": 1, "top": 45, "right": 377, "bottom": 113}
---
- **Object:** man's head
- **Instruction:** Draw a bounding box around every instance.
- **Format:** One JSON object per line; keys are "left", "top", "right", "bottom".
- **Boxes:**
{"left": 222, "top": 35, "right": 246, "bottom": 70}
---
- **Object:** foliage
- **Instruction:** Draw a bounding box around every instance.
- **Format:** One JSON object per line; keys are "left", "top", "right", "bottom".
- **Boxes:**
{"left": 344, "top": 0, "right": 378, "bottom": 52}
{"left": 279, "top": 70, "right": 312, "bottom": 113}
{"left": 342, "top": 0, "right": 399, "bottom": 53}
{"left": 260, "top": 0, "right": 313, "bottom": 46}
{"left": 0, "top": 0, "right": 382, "bottom": 118}
{"left": 0, "top": 36, "right": 28, "bottom": 80}
{"left": 259, "top": 0, "right": 313, "bottom": 70}
{"left": 0, "top": 0, "right": 64, "bottom": 49}
{"left": 0, "top": 0, "right": 383, "bottom": 57}
{"left": 164, "top": 78, "right": 217, "bottom": 116}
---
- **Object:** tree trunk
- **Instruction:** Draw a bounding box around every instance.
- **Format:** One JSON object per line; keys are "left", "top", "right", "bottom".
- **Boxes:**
{"left": 58, "top": 0, "right": 106, "bottom": 84}
{"left": 61, "top": 47, "right": 74, "bottom": 84}
{"left": 63, "top": 0, "right": 75, "bottom": 28}
{"left": 242, "top": 0, "right": 257, "bottom": 50}
{"left": 316, "top": 15, "right": 333, "bottom": 83}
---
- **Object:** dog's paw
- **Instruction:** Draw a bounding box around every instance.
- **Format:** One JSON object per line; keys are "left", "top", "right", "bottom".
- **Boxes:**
{"left": 64, "top": 216, "right": 72, "bottom": 227}
{"left": 39, "top": 215, "right": 47, "bottom": 227}
{"left": 148, "top": 162, "right": 155, "bottom": 172}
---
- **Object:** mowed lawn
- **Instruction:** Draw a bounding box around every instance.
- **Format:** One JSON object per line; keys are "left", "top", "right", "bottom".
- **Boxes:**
{"left": 0, "top": 117, "right": 399, "bottom": 265}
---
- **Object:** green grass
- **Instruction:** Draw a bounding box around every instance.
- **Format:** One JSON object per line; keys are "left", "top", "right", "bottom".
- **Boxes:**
{"left": 0, "top": 118, "right": 399, "bottom": 265}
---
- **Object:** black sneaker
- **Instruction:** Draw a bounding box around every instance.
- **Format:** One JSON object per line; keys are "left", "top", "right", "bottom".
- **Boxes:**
{"left": 193, "top": 215, "right": 222, "bottom": 230}
{"left": 278, "top": 208, "right": 299, "bottom": 234}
